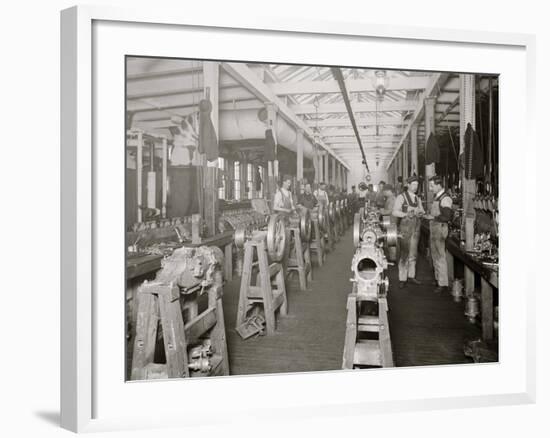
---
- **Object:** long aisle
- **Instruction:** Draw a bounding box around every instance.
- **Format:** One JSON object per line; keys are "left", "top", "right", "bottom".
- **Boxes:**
{"left": 387, "top": 255, "right": 484, "bottom": 367}
{"left": 221, "top": 230, "right": 485, "bottom": 376}
{"left": 222, "top": 229, "right": 356, "bottom": 375}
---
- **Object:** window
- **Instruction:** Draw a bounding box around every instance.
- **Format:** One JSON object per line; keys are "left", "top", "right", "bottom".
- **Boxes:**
{"left": 247, "top": 163, "right": 253, "bottom": 199}
{"left": 218, "top": 157, "right": 226, "bottom": 199}
{"left": 234, "top": 161, "right": 241, "bottom": 201}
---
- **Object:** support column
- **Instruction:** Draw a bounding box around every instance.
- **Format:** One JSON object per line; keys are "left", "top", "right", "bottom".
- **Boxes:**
{"left": 266, "top": 103, "right": 278, "bottom": 198}
{"left": 460, "top": 74, "right": 476, "bottom": 250}
{"left": 403, "top": 136, "right": 409, "bottom": 181}
{"left": 335, "top": 162, "right": 340, "bottom": 190}
{"left": 313, "top": 147, "right": 319, "bottom": 184}
{"left": 297, "top": 129, "right": 304, "bottom": 181}
{"left": 411, "top": 124, "right": 418, "bottom": 176}
{"left": 136, "top": 131, "right": 143, "bottom": 223}
{"left": 203, "top": 61, "right": 220, "bottom": 236}
{"left": 324, "top": 152, "right": 329, "bottom": 185}
{"left": 161, "top": 136, "right": 167, "bottom": 218}
{"left": 425, "top": 96, "right": 436, "bottom": 208}
{"left": 331, "top": 156, "right": 336, "bottom": 187}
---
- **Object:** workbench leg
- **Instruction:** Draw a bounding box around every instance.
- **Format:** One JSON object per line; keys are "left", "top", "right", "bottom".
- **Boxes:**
{"left": 481, "top": 277, "right": 494, "bottom": 341}
{"left": 131, "top": 293, "right": 159, "bottom": 381}
{"left": 295, "top": 233, "right": 307, "bottom": 291}
{"left": 446, "top": 250, "right": 454, "bottom": 285}
{"left": 236, "top": 244, "right": 253, "bottom": 328}
{"left": 224, "top": 243, "right": 233, "bottom": 282}
{"left": 464, "top": 265, "right": 475, "bottom": 296}
{"left": 158, "top": 291, "right": 189, "bottom": 378}
{"left": 259, "top": 243, "right": 276, "bottom": 335}
{"left": 342, "top": 294, "right": 357, "bottom": 369}
{"left": 305, "top": 243, "right": 313, "bottom": 282}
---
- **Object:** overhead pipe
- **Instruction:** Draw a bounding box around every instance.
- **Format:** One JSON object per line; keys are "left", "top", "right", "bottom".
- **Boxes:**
{"left": 331, "top": 67, "right": 369, "bottom": 172}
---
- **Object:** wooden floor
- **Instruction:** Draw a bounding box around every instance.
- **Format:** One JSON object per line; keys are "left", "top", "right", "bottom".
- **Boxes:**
{"left": 222, "top": 227, "right": 485, "bottom": 375}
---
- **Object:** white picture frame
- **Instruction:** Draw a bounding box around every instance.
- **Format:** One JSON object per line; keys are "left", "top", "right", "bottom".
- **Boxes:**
{"left": 61, "top": 5, "right": 536, "bottom": 433}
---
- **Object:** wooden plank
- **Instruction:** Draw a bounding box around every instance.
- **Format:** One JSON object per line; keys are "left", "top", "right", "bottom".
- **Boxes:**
{"left": 236, "top": 243, "right": 254, "bottom": 328}
{"left": 158, "top": 292, "right": 189, "bottom": 378}
{"left": 342, "top": 294, "right": 357, "bottom": 369}
{"left": 126, "top": 254, "right": 163, "bottom": 280}
{"left": 481, "top": 277, "right": 494, "bottom": 341}
{"left": 130, "top": 293, "right": 158, "bottom": 380}
{"left": 354, "top": 340, "right": 382, "bottom": 367}
{"left": 184, "top": 307, "right": 217, "bottom": 344}
{"left": 224, "top": 243, "right": 233, "bottom": 282}
{"left": 378, "top": 304, "right": 394, "bottom": 367}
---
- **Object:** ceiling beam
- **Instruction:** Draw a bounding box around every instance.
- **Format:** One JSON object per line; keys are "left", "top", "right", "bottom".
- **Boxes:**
{"left": 291, "top": 101, "right": 417, "bottom": 115}
{"left": 305, "top": 117, "right": 406, "bottom": 128}
{"left": 320, "top": 128, "right": 404, "bottom": 137}
{"left": 323, "top": 136, "right": 401, "bottom": 143}
{"left": 126, "top": 66, "right": 202, "bottom": 82}
{"left": 269, "top": 77, "right": 431, "bottom": 96}
{"left": 221, "top": 62, "right": 350, "bottom": 169}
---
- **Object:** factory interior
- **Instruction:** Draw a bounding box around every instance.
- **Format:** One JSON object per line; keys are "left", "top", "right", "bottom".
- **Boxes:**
{"left": 125, "top": 57, "right": 499, "bottom": 380}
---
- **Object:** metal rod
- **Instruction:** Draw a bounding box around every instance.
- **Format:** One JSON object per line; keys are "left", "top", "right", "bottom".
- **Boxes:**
{"left": 162, "top": 137, "right": 167, "bottom": 218}
{"left": 136, "top": 131, "right": 143, "bottom": 223}
{"left": 331, "top": 67, "right": 369, "bottom": 172}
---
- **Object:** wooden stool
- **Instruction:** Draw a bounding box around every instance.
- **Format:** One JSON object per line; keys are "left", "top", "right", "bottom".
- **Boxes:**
{"left": 236, "top": 237, "right": 288, "bottom": 335}
{"left": 342, "top": 289, "right": 394, "bottom": 369}
{"left": 287, "top": 226, "right": 313, "bottom": 291}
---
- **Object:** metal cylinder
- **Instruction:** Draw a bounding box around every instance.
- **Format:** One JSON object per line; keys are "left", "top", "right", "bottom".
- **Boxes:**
{"left": 451, "top": 279, "right": 464, "bottom": 302}
{"left": 464, "top": 296, "right": 479, "bottom": 323}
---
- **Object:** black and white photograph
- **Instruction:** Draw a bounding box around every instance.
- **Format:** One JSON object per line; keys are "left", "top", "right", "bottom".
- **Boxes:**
{"left": 125, "top": 57, "right": 499, "bottom": 380}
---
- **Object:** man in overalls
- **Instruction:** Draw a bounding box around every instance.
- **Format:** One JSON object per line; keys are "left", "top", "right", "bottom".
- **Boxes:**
{"left": 392, "top": 175, "right": 425, "bottom": 288}
{"left": 273, "top": 176, "right": 296, "bottom": 214}
{"left": 424, "top": 175, "right": 453, "bottom": 293}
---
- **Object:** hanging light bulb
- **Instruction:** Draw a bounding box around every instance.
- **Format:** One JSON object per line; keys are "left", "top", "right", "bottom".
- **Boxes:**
{"left": 373, "top": 70, "right": 388, "bottom": 100}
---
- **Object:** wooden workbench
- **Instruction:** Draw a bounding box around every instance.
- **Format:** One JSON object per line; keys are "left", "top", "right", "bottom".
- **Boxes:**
{"left": 421, "top": 222, "right": 498, "bottom": 341}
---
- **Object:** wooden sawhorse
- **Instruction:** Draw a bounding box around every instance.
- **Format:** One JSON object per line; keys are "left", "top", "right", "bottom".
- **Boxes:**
{"left": 131, "top": 280, "right": 229, "bottom": 380}
{"left": 342, "top": 289, "right": 394, "bottom": 369}
{"left": 287, "top": 226, "right": 313, "bottom": 290}
{"left": 236, "top": 237, "right": 288, "bottom": 335}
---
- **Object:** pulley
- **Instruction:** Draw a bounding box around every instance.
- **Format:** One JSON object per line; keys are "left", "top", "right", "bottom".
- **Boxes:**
{"left": 266, "top": 213, "right": 287, "bottom": 262}
{"left": 381, "top": 215, "right": 391, "bottom": 230}
{"left": 234, "top": 226, "right": 247, "bottom": 248}
{"left": 298, "top": 207, "right": 312, "bottom": 241}
{"left": 385, "top": 224, "right": 399, "bottom": 247}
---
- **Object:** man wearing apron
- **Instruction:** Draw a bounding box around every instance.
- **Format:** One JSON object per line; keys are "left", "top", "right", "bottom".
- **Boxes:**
{"left": 392, "top": 175, "right": 425, "bottom": 288}
{"left": 425, "top": 176, "right": 453, "bottom": 293}
{"left": 273, "top": 176, "right": 296, "bottom": 214}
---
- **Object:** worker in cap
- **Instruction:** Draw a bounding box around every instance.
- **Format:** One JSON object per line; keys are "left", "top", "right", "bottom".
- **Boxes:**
{"left": 392, "top": 174, "right": 425, "bottom": 288}
{"left": 424, "top": 175, "right": 453, "bottom": 293}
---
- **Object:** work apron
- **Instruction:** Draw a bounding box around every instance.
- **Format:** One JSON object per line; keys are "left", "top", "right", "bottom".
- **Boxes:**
{"left": 429, "top": 193, "right": 450, "bottom": 287}
{"left": 398, "top": 192, "right": 420, "bottom": 282}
